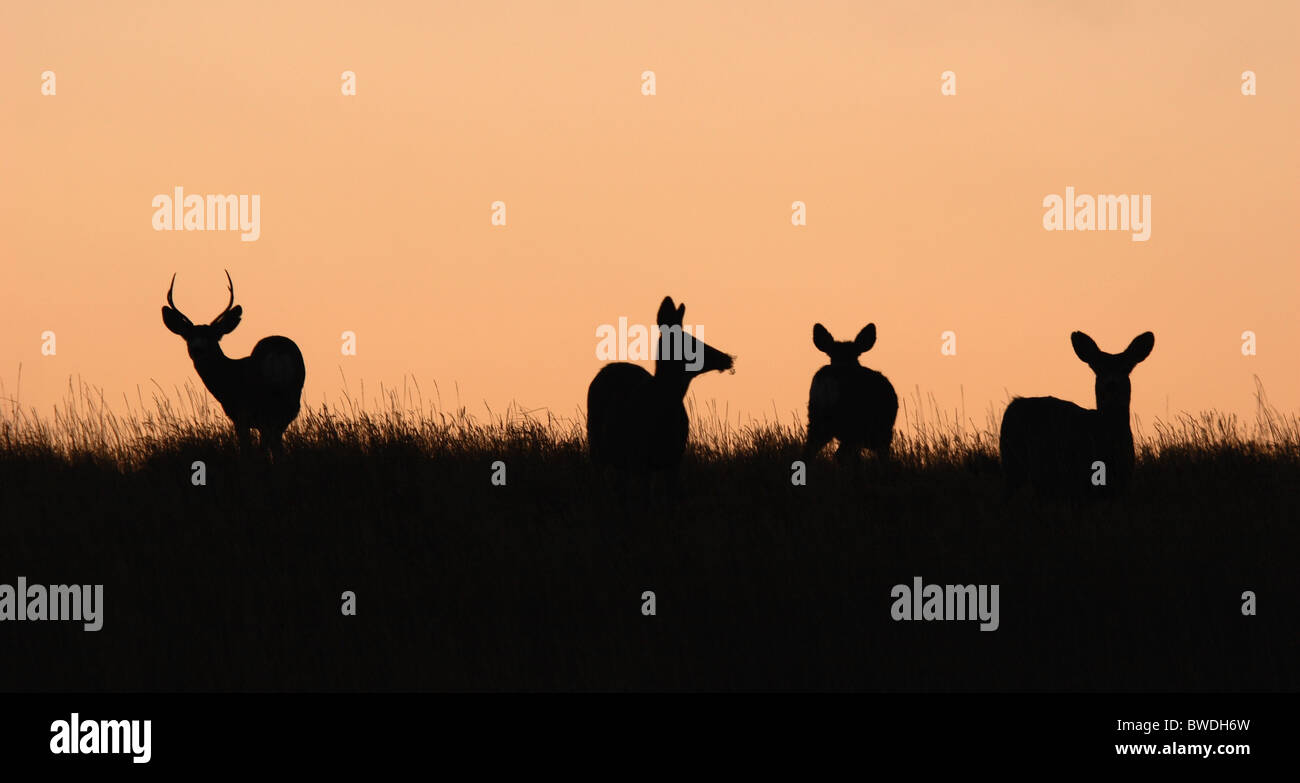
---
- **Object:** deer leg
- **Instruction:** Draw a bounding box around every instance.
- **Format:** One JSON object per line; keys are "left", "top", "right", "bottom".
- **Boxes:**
{"left": 879, "top": 427, "right": 894, "bottom": 460}
{"left": 264, "top": 427, "right": 286, "bottom": 460}
{"left": 1001, "top": 460, "right": 1024, "bottom": 503}
{"left": 871, "top": 433, "right": 893, "bottom": 465}
{"left": 834, "top": 440, "right": 863, "bottom": 467}
{"left": 235, "top": 424, "right": 253, "bottom": 455}
{"left": 803, "top": 422, "right": 833, "bottom": 462}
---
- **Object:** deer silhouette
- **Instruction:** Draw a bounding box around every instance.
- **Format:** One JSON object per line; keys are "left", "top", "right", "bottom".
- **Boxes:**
{"left": 587, "top": 296, "right": 734, "bottom": 477}
{"left": 161, "top": 271, "right": 305, "bottom": 457}
{"left": 804, "top": 323, "right": 898, "bottom": 463}
{"left": 1000, "top": 331, "right": 1154, "bottom": 498}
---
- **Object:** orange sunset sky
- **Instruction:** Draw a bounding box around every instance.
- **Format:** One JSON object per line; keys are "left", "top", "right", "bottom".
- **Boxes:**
{"left": 2, "top": 1, "right": 1298, "bottom": 435}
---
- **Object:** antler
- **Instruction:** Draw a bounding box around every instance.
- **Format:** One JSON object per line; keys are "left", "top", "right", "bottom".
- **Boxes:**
{"left": 166, "top": 271, "right": 234, "bottom": 321}
{"left": 221, "top": 269, "right": 235, "bottom": 316}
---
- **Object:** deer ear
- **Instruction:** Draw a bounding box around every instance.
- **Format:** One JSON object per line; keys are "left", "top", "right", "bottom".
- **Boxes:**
{"left": 676, "top": 303, "right": 686, "bottom": 322}
{"left": 162, "top": 306, "right": 192, "bottom": 336}
{"left": 854, "top": 324, "right": 877, "bottom": 353}
{"left": 211, "top": 305, "right": 243, "bottom": 335}
{"left": 1122, "top": 332, "right": 1155, "bottom": 367}
{"left": 1070, "top": 331, "right": 1102, "bottom": 365}
{"left": 812, "top": 323, "right": 834, "bottom": 353}
{"left": 656, "top": 297, "right": 678, "bottom": 326}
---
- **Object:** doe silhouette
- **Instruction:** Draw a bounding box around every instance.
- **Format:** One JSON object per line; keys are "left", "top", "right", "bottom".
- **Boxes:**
{"left": 804, "top": 323, "right": 898, "bottom": 463}
{"left": 1000, "top": 331, "right": 1154, "bottom": 498}
{"left": 587, "top": 296, "right": 734, "bottom": 479}
{"left": 161, "top": 270, "right": 306, "bottom": 457}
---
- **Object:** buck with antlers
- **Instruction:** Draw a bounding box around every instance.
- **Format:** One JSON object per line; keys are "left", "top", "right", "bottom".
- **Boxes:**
{"left": 161, "top": 271, "right": 305, "bottom": 456}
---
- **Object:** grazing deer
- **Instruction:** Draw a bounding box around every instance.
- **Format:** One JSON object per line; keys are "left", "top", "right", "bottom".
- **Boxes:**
{"left": 804, "top": 323, "right": 898, "bottom": 463}
{"left": 161, "top": 271, "right": 305, "bottom": 457}
{"left": 1000, "top": 331, "right": 1154, "bottom": 498}
{"left": 587, "top": 296, "right": 734, "bottom": 477}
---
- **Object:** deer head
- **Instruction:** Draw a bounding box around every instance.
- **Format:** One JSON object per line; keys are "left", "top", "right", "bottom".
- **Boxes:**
{"left": 1070, "top": 331, "right": 1155, "bottom": 417}
{"left": 161, "top": 270, "right": 243, "bottom": 361}
{"left": 653, "top": 296, "right": 734, "bottom": 388}
{"left": 812, "top": 323, "right": 876, "bottom": 366}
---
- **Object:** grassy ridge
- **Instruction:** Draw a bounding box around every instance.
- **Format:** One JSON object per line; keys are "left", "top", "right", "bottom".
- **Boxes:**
{"left": 0, "top": 380, "right": 1296, "bottom": 691}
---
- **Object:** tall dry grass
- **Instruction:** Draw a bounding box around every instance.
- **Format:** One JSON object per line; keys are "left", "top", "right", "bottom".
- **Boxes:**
{"left": 3, "top": 371, "right": 1299, "bottom": 469}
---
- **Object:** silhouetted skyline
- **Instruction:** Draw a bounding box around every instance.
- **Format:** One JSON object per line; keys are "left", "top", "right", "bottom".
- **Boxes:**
{"left": 3, "top": 1, "right": 1296, "bottom": 435}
